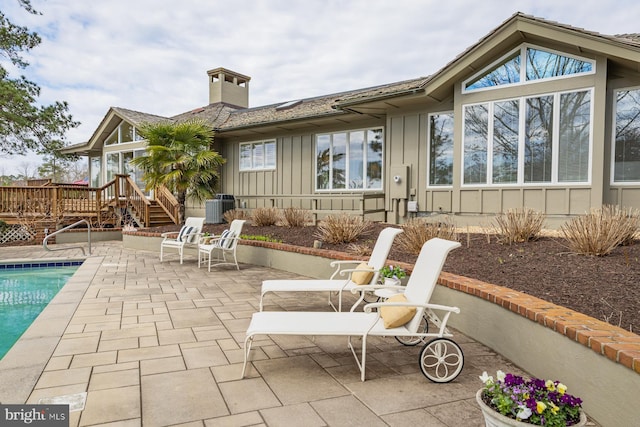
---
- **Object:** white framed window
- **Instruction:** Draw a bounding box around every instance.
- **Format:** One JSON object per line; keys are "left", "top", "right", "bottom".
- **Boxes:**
{"left": 316, "top": 128, "right": 383, "bottom": 191}
{"left": 239, "top": 140, "right": 276, "bottom": 171}
{"left": 612, "top": 87, "right": 640, "bottom": 183}
{"left": 104, "top": 121, "right": 143, "bottom": 146}
{"left": 463, "top": 44, "right": 594, "bottom": 93}
{"left": 462, "top": 89, "right": 592, "bottom": 186}
{"left": 427, "top": 112, "right": 454, "bottom": 186}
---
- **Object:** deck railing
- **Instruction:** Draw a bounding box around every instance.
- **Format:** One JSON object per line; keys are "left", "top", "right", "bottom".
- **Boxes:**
{"left": 234, "top": 192, "right": 386, "bottom": 224}
{"left": 0, "top": 176, "right": 181, "bottom": 228}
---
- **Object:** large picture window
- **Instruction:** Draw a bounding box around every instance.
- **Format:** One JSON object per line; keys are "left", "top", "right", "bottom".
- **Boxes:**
{"left": 239, "top": 140, "right": 276, "bottom": 171}
{"left": 613, "top": 87, "right": 640, "bottom": 182}
{"left": 104, "top": 121, "right": 143, "bottom": 145}
{"left": 463, "top": 89, "right": 592, "bottom": 185}
{"left": 428, "top": 113, "right": 454, "bottom": 186}
{"left": 316, "top": 128, "right": 383, "bottom": 191}
{"left": 464, "top": 44, "right": 594, "bottom": 93}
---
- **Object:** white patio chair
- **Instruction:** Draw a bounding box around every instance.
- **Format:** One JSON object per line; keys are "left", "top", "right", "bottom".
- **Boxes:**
{"left": 242, "top": 237, "right": 463, "bottom": 382}
{"left": 259, "top": 227, "right": 403, "bottom": 311}
{"left": 198, "top": 219, "right": 246, "bottom": 271}
{"left": 160, "top": 217, "right": 205, "bottom": 264}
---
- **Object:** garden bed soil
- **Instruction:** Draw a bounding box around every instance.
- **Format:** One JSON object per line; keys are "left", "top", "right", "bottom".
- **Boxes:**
{"left": 181, "top": 222, "right": 638, "bottom": 333}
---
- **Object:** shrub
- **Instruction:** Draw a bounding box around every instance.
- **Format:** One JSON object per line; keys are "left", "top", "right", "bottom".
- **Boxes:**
{"left": 397, "top": 217, "right": 457, "bottom": 254}
{"left": 251, "top": 207, "right": 281, "bottom": 226}
{"left": 346, "top": 242, "right": 373, "bottom": 257}
{"left": 561, "top": 205, "right": 639, "bottom": 256}
{"left": 493, "top": 208, "right": 545, "bottom": 244}
{"left": 314, "top": 213, "right": 372, "bottom": 244}
{"left": 223, "top": 209, "right": 250, "bottom": 223}
{"left": 282, "top": 207, "right": 311, "bottom": 227}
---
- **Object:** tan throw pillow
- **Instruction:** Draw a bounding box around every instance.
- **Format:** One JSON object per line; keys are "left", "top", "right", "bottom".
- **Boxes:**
{"left": 351, "top": 262, "right": 375, "bottom": 285}
{"left": 380, "top": 294, "right": 416, "bottom": 328}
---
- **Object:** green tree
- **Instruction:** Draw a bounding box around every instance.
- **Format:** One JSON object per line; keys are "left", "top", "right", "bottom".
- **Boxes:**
{"left": 0, "top": 0, "right": 78, "bottom": 155}
{"left": 36, "top": 139, "right": 79, "bottom": 182}
{"left": 130, "top": 119, "right": 225, "bottom": 223}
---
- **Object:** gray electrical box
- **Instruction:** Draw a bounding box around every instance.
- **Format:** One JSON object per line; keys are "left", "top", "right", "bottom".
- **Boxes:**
{"left": 205, "top": 194, "right": 235, "bottom": 224}
{"left": 389, "top": 165, "right": 409, "bottom": 199}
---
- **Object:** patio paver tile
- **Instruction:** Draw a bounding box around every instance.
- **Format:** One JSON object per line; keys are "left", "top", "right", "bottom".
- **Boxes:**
{"left": 142, "top": 368, "right": 228, "bottom": 425}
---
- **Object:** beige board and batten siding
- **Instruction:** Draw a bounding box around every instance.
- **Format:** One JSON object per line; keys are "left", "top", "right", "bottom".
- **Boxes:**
{"left": 219, "top": 123, "right": 386, "bottom": 219}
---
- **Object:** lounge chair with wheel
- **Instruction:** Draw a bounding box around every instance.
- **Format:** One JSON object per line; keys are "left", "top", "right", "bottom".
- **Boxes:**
{"left": 242, "top": 237, "right": 463, "bottom": 382}
{"left": 198, "top": 219, "right": 246, "bottom": 271}
{"left": 259, "top": 227, "right": 403, "bottom": 311}
{"left": 160, "top": 217, "right": 205, "bottom": 264}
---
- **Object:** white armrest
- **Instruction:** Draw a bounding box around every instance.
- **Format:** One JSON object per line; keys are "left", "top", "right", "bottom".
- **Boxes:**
{"left": 363, "top": 301, "right": 460, "bottom": 314}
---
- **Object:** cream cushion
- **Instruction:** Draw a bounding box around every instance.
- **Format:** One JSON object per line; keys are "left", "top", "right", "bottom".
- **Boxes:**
{"left": 351, "top": 262, "right": 375, "bottom": 285}
{"left": 380, "top": 294, "right": 416, "bottom": 328}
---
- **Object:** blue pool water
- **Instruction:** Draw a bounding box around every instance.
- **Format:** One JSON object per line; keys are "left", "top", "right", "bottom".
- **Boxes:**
{"left": 0, "top": 261, "right": 82, "bottom": 359}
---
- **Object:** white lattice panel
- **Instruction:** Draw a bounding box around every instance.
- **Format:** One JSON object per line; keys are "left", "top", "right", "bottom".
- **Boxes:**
{"left": 0, "top": 225, "right": 35, "bottom": 244}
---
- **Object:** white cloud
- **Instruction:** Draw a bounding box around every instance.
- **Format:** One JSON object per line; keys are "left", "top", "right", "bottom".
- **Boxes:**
{"left": 3, "top": 0, "right": 640, "bottom": 175}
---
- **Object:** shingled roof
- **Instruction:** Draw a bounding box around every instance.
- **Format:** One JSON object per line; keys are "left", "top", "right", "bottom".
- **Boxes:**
{"left": 215, "top": 77, "right": 427, "bottom": 131}
{"left": 111, "top": 107, "right": 170, "bottom": 126}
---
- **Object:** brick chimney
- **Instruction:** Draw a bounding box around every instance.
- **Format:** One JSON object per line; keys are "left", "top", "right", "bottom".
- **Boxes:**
{"left": 207, "top": 67, "right": 250, "bottom": 108}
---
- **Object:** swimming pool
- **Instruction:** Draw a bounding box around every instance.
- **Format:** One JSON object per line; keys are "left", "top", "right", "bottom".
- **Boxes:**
{"left": 0, "top": 261, "right": 83, "bottom": 359}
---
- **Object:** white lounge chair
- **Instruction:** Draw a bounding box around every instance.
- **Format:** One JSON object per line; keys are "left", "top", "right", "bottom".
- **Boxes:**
{"left": 198, "top": 219, "right": 246, "bottom": 271}
{"left": 242, "top": 237, "right": 463, "bottom": 382}
{"left": 259, "top": 227, "right": 403, "bottom": 311}
{"left": 160, "top": 217, "right": 205, "bottom": 264}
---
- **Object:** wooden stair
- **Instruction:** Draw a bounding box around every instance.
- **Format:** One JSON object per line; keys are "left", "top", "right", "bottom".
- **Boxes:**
{"left": 147, "top": 201, "right": 175, "bottom": 227}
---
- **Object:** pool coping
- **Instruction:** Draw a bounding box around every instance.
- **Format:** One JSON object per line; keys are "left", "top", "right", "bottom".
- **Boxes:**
{"left": 0, "top": 256, "right": 103, "bottom": 404}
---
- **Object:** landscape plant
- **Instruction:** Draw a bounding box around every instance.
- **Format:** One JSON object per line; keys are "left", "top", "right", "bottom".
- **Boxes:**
{"left": 130, "top": 119, "right": 225, "bottom": 223}
{"left": 561, "top": 205, "right": 639, "bottom": 256}
{"left": 479, "top": 370, "right": 583, "bottom": 426}
{"left": 380, "top": 265, "right": 406, "bottom": 280}
{"left": 493, "top": 208, "right": 545, "bottom": 244}
{"left": 281, "top": 207, "right": 311, "bottom": 227}
{"left": 222, "top": 209, "right": 250, "bottom": 223}
{"left": 314, "top": 213, "right": 371, "bottom": 244}
{"left": 397, "top": 217, "right": 457, "bottom": 254}
{"left": 251, "top": 207, "right": 280, "bottom": 226}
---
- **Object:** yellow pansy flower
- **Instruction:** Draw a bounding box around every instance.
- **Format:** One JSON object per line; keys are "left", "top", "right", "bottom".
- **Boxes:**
{"left": 557, "top": 383, "right": 567, "bottom": 395}
{"left": 536, "top": 401, "right": 547, "bottom": 414}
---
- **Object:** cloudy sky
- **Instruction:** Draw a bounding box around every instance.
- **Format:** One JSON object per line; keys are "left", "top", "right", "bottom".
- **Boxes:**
{"left": 3, "top": 0, "right": 640, "bottom": 175}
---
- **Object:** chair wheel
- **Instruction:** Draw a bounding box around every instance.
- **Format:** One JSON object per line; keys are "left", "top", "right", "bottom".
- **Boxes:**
{"left": 395, "top": 315, "right": 429, "bottom": 346}
{"left": 419, "top": 338, "right": 464, "bottom": 383}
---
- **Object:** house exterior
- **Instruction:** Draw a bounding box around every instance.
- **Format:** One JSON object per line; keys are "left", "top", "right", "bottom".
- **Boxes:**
{"left": 63, "top": 13, "right": 640, "bottom": 227}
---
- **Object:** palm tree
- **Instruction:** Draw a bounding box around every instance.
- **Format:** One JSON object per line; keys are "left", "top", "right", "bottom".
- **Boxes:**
{"left": 130, "top": 119, "right": 225, "bottom": 223}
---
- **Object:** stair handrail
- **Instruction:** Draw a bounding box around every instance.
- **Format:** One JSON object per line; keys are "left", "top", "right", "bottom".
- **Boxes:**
{"left": 43, "top": 219, "right": 91, "bottom": 255}
{"left": 154, "top": 185, "right": 180, "bottom": 224}
{"left": 119, "top": 175, "right": 151, "bottom": 227}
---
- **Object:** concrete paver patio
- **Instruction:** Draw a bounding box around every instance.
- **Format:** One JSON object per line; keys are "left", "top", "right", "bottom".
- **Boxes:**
{"left": 0, "top": 242, "right": 546, "bottom": 426}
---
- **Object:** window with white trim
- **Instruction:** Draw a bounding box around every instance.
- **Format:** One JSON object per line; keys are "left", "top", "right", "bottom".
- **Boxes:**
{"left": 316, "top": 128, "right": 383, "bottom": 191}
{"left": 613, "top": 87, "right": 640, "bottom": 183}
{"left": 463, "top": 89, "right": 592, "bottom": 185}
{"left": 463, "top": 44, "right": 594, "bottom": 93}
{"left": 428, "top": 112, "right": 454, "bottom": 186}
{"left": 104, "top": 121, "right": 143, "bottom": 145}
{"left": 239, "top": 140, "right": 276, "bottom": 171}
